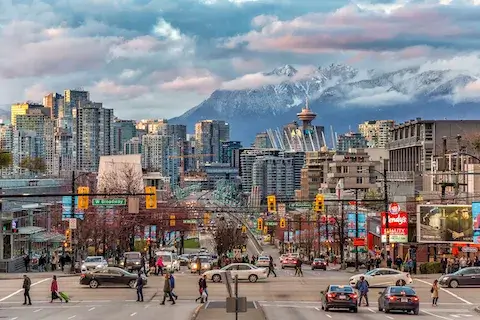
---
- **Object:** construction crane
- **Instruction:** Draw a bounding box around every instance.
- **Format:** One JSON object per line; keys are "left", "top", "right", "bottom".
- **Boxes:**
{"left": 168, "top": 153, "right": 216, "bottom": 187}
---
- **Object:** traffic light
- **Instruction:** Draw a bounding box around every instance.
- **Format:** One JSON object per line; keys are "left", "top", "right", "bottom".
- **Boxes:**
{"left": 169, "top": 215, "right": 176, "bottom": 227}
{"left": 315, "top": 194, "right": 325, "bottom": 213}
{"left": 63, "top": 241, "right": 68, "bottom": 248}
{"left": 147, "top": 237, "right": 151, "bottom": 246}
{"left": 77, "top": 186, "right": 89, "bottom": 210}
{"left": 65, "top": 229, "right": 71, "bottom": 246}
{"left": 145, "top": 186, "right": 157, "bottom": 209}
{"left": 257, "top": 218, "right": 263, "bottom": 231}
{"left": 263, "top": 226, "right": 268, "bottom": 235}
{"left": 280, "top": 218, "right": 286, "bottom": 228}
{"left": 267, "top": 195, "right": 276, "bottom": 213}
{"left": 203, "top": 213, "right": 210, "bottom": 225}
{"left": 241, "top": 225, "right": 247, "bottom": 233}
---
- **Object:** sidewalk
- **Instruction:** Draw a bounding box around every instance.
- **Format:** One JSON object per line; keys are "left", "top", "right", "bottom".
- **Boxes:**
{"left": 0, "top": 271, "right": 78, "bottom": 280}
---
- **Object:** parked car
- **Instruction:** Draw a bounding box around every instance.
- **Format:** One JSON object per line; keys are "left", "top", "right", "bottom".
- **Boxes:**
{"left": 311, "top": 258, "right": 327, "bottom": 270}
{"left": 203, "top": 263, "right": 268, "bottom": 283}
{"left": 256, "top": 256, "right": 271, "bottom": 267}
{"left": 320, "top": 285, "right": 357, "bottom": 313}
{"left": 349, "top": 268, "right": 413, "bottom": 287}
{"left": 81, "top": 256, "right": 108, "bottom": 273}
{"left": 378, "top": 286, "right": 419, "bottom": 314}
{"left": 281, "top": 256, "right": 298, "bottom": 269}
{"left": 438, "top": 266, "right": 480, "bottom": 288}
{"left": 80, "top": 267, "right": 147, "bottom": 289}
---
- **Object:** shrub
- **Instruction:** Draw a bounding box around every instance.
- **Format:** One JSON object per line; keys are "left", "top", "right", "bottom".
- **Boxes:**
{"left": 419, "top": 262, "right": 442, "bottom": 274}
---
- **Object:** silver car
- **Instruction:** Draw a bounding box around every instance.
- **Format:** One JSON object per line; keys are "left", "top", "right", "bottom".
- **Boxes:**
{"left": 81, "top": 256, "right": 108, "bottom": 272}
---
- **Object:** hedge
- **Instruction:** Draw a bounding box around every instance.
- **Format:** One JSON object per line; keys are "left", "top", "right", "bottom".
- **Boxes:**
{"left": 419, "top": 262, "right": 442, "bottom": 274}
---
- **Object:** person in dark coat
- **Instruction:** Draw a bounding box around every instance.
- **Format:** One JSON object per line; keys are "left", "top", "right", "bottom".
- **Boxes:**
{"left": 160, "top": 273, "right": 175, "bottom": 305}
{"left": 22, "top": 275, "right": 32, "bottom": 305}
{"left": 136, "top": 273, "right": 144, "bottom": 302}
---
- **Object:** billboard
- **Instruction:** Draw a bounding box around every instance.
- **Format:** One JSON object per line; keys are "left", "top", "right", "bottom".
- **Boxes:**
{"left": 347, "top": 213, "right": 366, "bottom": 238}
{"left": 417, "top": 205, "right": 473, "bottom": 243}
{"left": 381, "top": 211, "right": 408, "bottom": 243}
{"left": 472, "top": 202, "right": 480, "bottom": 244}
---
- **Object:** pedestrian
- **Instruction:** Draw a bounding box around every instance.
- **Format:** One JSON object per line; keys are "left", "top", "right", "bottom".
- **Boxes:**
{"left": 356, "top": 276, "right": 369, "bottom": 307}
{"left": 23, "top": 254, "right": 30, "bottom": 272}
{"left": 267, "top": 255, "right": 277, "bottom": 277}
{"left": 294, "top": 258, "right": 303, "bottom": 277}
{"left": 386, "top": 255, "right": 392, "bottom": 268}
{"left": 198, "top": 275, "right": 208, "bottom": 302}
{"left": 136, "top": 272, "right": 144, "bottom": 302}
{"left": 196, "top": 256, "right": 202, "bottom": 275}
{"left": 22, "top": 275, "right": 32, "bottom": 305}
{"left": 395, "top": 256, "right": 403, "bottom": 270}
{"left": 440, "top": 255, "right": 448, "bottom": 274}
{"left": 431, "top": 279, "right": 439, "bottom": 307}
{"left": 160, "top": 273, "right": 175, "bottom": 305}
{"left": 169, "top": 272, "right": 178, "bottom": 301}
{"left": 156, "top": 256, "right": 164, "bottom": 276}
{"left": 50, "top": 275, "right": 62, "bottom": 303}
{"left": 140, "top": 255, "right": 147, "bottom": 277}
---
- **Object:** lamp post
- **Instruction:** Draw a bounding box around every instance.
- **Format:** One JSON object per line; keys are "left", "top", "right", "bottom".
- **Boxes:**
{"left": 371, "top": 160, "right": 390, "bottom": 258}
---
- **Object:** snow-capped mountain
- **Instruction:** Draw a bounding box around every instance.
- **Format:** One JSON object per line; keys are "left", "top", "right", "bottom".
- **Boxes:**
{"left": 171, "top": 64, "right": 480, "bottom": 144}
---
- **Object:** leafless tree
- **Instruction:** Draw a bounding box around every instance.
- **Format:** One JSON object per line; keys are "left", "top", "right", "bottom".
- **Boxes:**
{"left": 462, "top": 133, "right": 480, "bottom": 156}
{"left": 213, "top": 219, "right": 246, "bottom": 257}
{"left": 327, "top": 205, "right": 348, "bottom": 264}
{"left": 97, "top": 161, "right": 144, "bottom": 194}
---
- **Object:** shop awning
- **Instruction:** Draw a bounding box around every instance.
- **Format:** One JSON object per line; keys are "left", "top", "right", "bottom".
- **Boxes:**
{"left": 17, "top": 226, "right": 45, "bottom": 235}
{"left": 30, "top": 232, "right": 65, "bottom": 243}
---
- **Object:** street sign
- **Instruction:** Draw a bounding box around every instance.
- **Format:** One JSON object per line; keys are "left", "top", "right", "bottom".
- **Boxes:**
{"left": 353, "top": 238, "right": 365, "bottom": 246}
{"left": 183, "top": 219, "right": 197, "bottom": 224}
{"left": 92, "top": 199, "right": 126, "bottom": 206}
{"left": 265, "top": 221, "right": 278, "bottom": 226}
{"left": 69, "top": 218, "right": 77, "bottom": 230}
{"left": 287, "top": 202, "right": 312, "bottom": 210}
{"left": 461, "top": 246, "right": 478, "bottom": 253}
{"left": 62, "top": 213, "right": 84, "bottom": 221}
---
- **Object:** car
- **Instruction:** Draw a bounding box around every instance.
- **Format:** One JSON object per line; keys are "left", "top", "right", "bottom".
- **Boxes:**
{"left": 79, "top": 267, "right": 147, "bottom": 289}
{"left": 191, "top": 256, "right": 212, "bottom": 273}
{"left": 123, "top": 252, "right": 143, "bottom": 272}
{"left": 378, "top": 286, "right": 419, "bottom": 314}
{"left": 155, "top": 251, "right": 180, "bottom": 272}
{"left": 256, "top": 256, "right": 271, "bottom": 267}
{"left": 320, "top": 285, "right": 357, "bottom": 313}
{"left": 81, "top": 256, "right": 108, "bottom": 273}
{"left": 438, "top": 266, "right": 480, "bottom": 288}
{"left": 178, "top": 254, "right": 191, "bottom": 266}
{"left": 203, "top": 263, "right": 268, "bottom": 283}
{"left": 312, "top": 258, "right": 327, "bottom": 270}
{"left": 349, "top": 268, "right": 412, "bottom": 287}
{"left": 281, "top": 256, "right": 298, "bottom": 269}
{"left": 279, "top": 254, "right": 288, "bottom": 263}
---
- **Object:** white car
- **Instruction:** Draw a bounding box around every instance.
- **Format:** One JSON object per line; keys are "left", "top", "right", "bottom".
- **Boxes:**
{"left": 203, "top": 263, "right": 268, "bottom": 283}
{"left": 155, "top": 251, "right": 180, "bottom": 272}
{"left": 81, "top": 256, "right": 108, "bottom": 273}
{"left": 349, "top": 268, "right": 413, "bottom": 287}
{"left": 256, "top": 256, "right": 270, "bottom": 267}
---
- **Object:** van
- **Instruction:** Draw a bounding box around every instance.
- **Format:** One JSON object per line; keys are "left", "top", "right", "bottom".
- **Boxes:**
{"left": 155, "top": 251, "right": 180, "bottom": 272}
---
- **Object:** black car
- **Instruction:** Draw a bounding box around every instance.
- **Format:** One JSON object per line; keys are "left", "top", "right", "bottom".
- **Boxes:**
{"left": 80, "top": 267, "right": 147, "bottom": 289}
{"left": 312, "top": 258, "right": 327, "bottom": 270}
{"left": 321, "top": 285, "right": 358, "bottom": 313}
{"left": 438, "top": 267, "right": 480, "bottom": 288}
{"left": 378, "top": 286, "right": 419, "bottom": 314}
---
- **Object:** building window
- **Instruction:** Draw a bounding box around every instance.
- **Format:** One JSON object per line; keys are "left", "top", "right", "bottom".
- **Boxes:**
{"left": 343, "top": 166, "right": 348, "bottom": 173}
{"left": 356, "top": 177, "right": 362, "bottom": 184}
{"left": 357, "top": 166, "right": 363, "bottom": 173}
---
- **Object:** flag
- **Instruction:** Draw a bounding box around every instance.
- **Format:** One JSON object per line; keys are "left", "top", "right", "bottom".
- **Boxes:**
{"left": 335, "top": 178, "right": 344, "bottom": 200}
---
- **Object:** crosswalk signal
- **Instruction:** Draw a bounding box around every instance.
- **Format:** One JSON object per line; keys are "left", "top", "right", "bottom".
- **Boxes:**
{"left": 257, "top": 218, "right": 263, "bottom": 231}
{"left": 77, "top": 186, "right": 89, "bottom": 210}
{"left": 315, "top": 194, "right": 325, "bottom": 213}
{"left": 267, "top": 195, "right": 276, "bottom": 213}
{"left": 280, "top": 218, "right": 286, "bottom": 228}
{"left": 263, "top": 226, "right": 268, "bottom": 235}
{"left": 241, "top": 225, "right": 247, "bottom": 233}
{"left": 145, "top": 186, "right": 157, "bottom": 209}
{"left": 169, "top": 215, "right": 176, "bottom": 227}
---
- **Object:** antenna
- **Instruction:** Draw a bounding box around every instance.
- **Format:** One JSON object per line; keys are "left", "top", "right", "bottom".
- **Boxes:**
{"left": 330, "top": 125, "right": 335, "bottom": 150}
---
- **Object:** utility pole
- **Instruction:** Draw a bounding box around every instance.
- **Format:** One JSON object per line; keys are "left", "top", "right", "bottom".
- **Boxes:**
{"left": 383, "top": 159, "right": 390, "bottom": 259}
{"left": 325, "top": 205, "right": 329, "bottom": 255}
{"left": 70, "top": 170, "right": 76, "bottom": 273}
{"left": 354, "top": 189, "right": 359, "bottom": 271}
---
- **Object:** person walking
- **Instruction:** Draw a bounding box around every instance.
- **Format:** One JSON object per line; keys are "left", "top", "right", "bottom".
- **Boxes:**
{"left": 136, "top": 272, "right": 144, "bottom": 302}
{"left": 140, "top": 255, "right": 147, "bottom": 277}
{"left": 169, "top": 272, "right": 178, "bottom": 301}
{"left": 196, "top": 256, "right": 202, "bottom": 275}
{"left": 267, "top": 255, "right": 277, "bottom": 277}
{"left": 294, "top": 258, "right": 303, "bottom": 277}
{"left": 22, "top": 275, "right": 32, "bottom": 305}
{"left": 160, "top": 273, "right": 175, "bottom": 305}
{"left": 198, "top": 275, "right": 208, "bottom": 303}
{"left": 357, "top": 276, "right": 369, "bottom": 307}
{"left": 431, "top": 279, "right": 439, "bottom": 307}
{"left": 50, "top": 275, "right": 62, "bottom": 303}
{"left": 23, "top": 254, "right": 30, "bottom": 272}
{"left": 156, "top": 256, "right": 164, "bottom": 276}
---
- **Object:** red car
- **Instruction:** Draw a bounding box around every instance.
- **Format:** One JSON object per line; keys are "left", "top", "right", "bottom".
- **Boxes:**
{"left": 311, "top": 258, "right": 327, "bottom": 270}
{"left": 281, "top": 256, "right": 298, "bottom": 269}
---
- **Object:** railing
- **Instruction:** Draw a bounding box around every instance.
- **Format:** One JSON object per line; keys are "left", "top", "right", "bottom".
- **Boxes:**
{"left": 0, "top": 256, "right": 26, "bottom": 273}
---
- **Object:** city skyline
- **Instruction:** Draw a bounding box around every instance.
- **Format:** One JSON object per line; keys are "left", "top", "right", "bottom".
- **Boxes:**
{"left": 1, "top": 0, "right": 480, "bottom": 121}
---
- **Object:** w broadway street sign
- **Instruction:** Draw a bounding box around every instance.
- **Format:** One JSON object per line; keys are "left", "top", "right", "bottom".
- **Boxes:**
{"left": 92, "top": 199, "right": 127, "bottom": 206}
{"left": 287, "top": 202, "right": 312, "bottom": 210}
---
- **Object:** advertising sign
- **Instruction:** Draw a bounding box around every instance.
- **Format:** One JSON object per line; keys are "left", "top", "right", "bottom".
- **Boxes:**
{"left": 347, "top": 213, "right": 366, "bottom": 238}
{"left": 417, "top": 205, "right": 473, "bottom": 243}
{"left": 472, "top": 202, "right": 480, "bottom": 244}
{"left": 381, "top": 228, "right": 408, "bottom": 243}
{"left": 381, "top": 208, "right": 408, "bottom": 243}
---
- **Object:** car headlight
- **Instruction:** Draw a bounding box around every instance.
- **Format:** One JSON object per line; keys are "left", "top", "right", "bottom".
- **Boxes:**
{"left": 192, "top": 263, "right": 197, "bottom": 268}
{"left": 135, "top": 262, "right": 140, "bottom": 265}
{"left": 442, "top": 276, "right": 449, "bottom": 280}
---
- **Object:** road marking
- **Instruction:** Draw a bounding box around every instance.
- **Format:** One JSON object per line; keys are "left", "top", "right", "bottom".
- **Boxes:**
{"left": 367, "top": 308, "right": 376, "bottom": 313}
{"left": 144, "top": 304, "right": 150, "bottom": 309}
{"left": 386, "top": 316, "right": 394, "bottom": 320}
{"left": 252, "top": 301, "right": 258, "bottom": 309}
{"left": 325, "top": 314, "right": 332, "bottom": 318}
{"left": 130, "top": 312, "right": 137, "bottom": 317}
{"left": 67, "top": 316, "right": 76, "bottom": 319}
{"left": 33, "top": 309, "right": 42, "bottom": 312}
{"left": 0, "top": 278, "right": 50, "bottom": 302}
{"left": 415, "top": 279, "right": 472, "bottom": 305}
{"left": 88, "top": 307, "right": 95, "bottom": 311}
{"left": 314, "top": 307, "right": 320, "bottom": 311}
{"left": 10, "top": 318, "right": 18, "bottom": 320}
{"left": 204, "top": 301, "right": 211, "bottom": 309}
{"left": 422, "top": 310, "right": 454, "bottom": 320}
{"left": 451, "top": 316, "right": 460, "bottom": 318}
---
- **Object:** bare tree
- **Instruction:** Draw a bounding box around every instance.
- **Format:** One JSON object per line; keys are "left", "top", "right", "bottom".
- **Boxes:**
{"left": 213, "top": 219, "right": 246, "bottom": 258}
{"left": 462, "top": 133, "right": 480, "bottom": 155}
{"left": 97, "top": 161, "right": 144, "bottom": 194}
{"left": 328, "top": 206, "right": 347, "bottom": 264}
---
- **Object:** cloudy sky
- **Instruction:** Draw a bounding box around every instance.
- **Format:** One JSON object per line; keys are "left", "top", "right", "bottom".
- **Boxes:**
{"left": 1, "top": 0, "right": 480, "bottom": 119}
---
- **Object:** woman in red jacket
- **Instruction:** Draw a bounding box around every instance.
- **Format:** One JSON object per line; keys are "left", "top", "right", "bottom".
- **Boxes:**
{"left": 50, "top": 275, "right": 60, "bottom": 303}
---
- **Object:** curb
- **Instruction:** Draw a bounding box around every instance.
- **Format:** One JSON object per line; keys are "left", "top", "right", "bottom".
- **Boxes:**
{"left": 257, "top": 301, "right": 268, "bottom": 320}
{"left": 190, "top": 304, "right": 203, "bottom": 320}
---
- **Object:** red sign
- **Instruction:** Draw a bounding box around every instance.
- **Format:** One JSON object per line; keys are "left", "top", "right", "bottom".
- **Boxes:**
{"left": 381, "top": 228, "right": 408, "bottom": 236}
{"left": 353, "top": 238, "right": 365, "bottom": 246}
{"left": 381, "top": 211, "right": 408, "bottom": 228}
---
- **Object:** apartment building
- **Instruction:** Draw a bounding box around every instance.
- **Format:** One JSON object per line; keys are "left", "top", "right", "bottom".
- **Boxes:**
{"left": 359, "top": 120, "right": 395, "bottom": 148}
{"left": 195, "top": 120, "right": 230, "bottom": 163}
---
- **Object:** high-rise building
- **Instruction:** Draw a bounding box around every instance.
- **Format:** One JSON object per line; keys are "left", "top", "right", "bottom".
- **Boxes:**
{"left": 358, "top": 120, "right": 394, "bottom": 148}
{"left": 74, "top": 102, "right": 113, "bottom": 171}
{"left": 113, "top": 120, "right": 137, "bottom": 154}
{"left": 252, "top": 156, "right": 295, "bottom": 200}
{"left": 10, "top": 102, "right": 45, "bottom": 126}
{"left": 253, "top": 132, "right": 272, "bottom": 148}
{"left": 124, "top": 137, "right": 142, "bottom": 154}
{"left": 142, "top": 134, "right": 178, "bottom": 183}
{"left": 337, "top": 132, "right": 368, "bottom": 152}
{"left": 43, "top": 93, "right": 64, "bottom": 119}
{"left": 220, "top": 141, "right": 242, "bottom": 167}
{"left": 63, "top": 90, "right": 89, "bottom": 132}
{"left": 195, "top": 120, "right": 230, "bottom": 163}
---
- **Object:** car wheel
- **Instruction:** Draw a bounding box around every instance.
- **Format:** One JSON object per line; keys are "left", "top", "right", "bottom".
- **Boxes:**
{"left": 129, "top": 280, "right": 137, "bottom": 289}
{"left": 385, "top": 308, "right": 390, "bottom": 314}
{"left": 352, "top": 307, "right": 358, "bottom": 313}
{"left": 212, "top": 274, "right": 222, "bottom": 283}
{"left": 449, "top": 279, "right": 459, "bottom": 288}
{"left": 89, "top": 279, "right": 99, "bottom": 289}
{"left": 311, "top": 268, "right": 314, "bottom": 270}
{"left": 249, "top": 274, "right": 258, "bottom": 283}
{"left": 413, "top": 308, "right": 419, "bottom": 315}
{"left": 396, "top": 279, "right": 406, "bottom": 286}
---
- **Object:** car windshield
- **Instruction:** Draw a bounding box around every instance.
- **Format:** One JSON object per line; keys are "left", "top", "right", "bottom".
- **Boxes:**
{"left": 390, "top": 287, "right": 416, "bottom": 295}
{"left": 159, "top": 255, "right": 172, "bottom": 262}
{"left": 85, "top": 257, "right": 103, "bottom": 262}
{"left": 198, "top": 257, "right": 210, "bottom": 263}
{"left": 329, "top": 285, "right": 353, "bottom": 293}
{"left": 124, "top": 253, "right": 140, "bottom": 259}
{"left": 314, "top": 259, "right": 324, "bottom": 262}
{"left": 364, "top": 269, "right": 379, "bottom": 276}
{"left": 259, "top": 257, "right": 269, "bottom": 261}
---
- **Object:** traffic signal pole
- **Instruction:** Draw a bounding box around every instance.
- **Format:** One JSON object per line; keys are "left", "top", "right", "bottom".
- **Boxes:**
{"left": 70, "top": 170, "right": 76, "bottom": 273}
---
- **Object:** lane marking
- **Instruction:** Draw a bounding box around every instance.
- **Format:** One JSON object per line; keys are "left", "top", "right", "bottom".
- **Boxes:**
{"left": 204, "top": 301, "right": 211, "bottom": 309}
{"left": 386, "top": 316, "right": 394, "bottom": 320}
{"left": 415, "top": 279, "right": 472, "bottom": 305}
{"left": 422, "top": 310, "right": 454, "bottom": 320}
{"left": 314, "top": 307, "right": 320, "bottom": 311}
{"left": 0, "top": 278, "right": 50, "bottom": 302}
{"left": 367, "top": 308, "right": 376, "bottom": 313}
{"left": 144, "top": 304, "right": 150, "bottom": 309}
{"left": 451, "top": 316, "right": 460, "bottom": 318}
{"left": 252, "top": 301, "right": 257, "bottom": 309}
{"left": 33, "top": 309, "right": 42, "bottom": 312}
{"left": 325, "top": 314, "right": 332, "bottom": 318}
{"left": 68, "top": 316, "right": 76, "bottom": 319}
{"left": 130, "top": 312, "right": 137, "bottom": 317}
{"left": 88, "top": 307, "right": 95, "bottom": 311}
{"left": 10, "top": 318, "right": 18, "bottom": 320}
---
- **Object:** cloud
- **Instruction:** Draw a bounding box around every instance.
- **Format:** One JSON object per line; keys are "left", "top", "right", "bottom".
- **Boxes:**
{"left": 90, "top": 80, "right": 150, "bottom": 100}
{"left": 160, "top": 70, "right": 222, "bottom": 94}
{"left": 344, "top": 87, "right": 412, "bottom": 107}
{"left": 453, "top": 80, "right": 480, "bottom": 103}
{"left": 230, "top": 57, "right": 265, "bottom": 72}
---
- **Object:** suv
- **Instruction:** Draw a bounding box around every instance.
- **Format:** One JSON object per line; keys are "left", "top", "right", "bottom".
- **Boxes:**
{"left": 123, "top": 252, "right": 143, "bottom": 272}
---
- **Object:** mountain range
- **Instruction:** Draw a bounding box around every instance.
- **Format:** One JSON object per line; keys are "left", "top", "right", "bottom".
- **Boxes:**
{"left": 173, "top": 63, "right": 480, "bottom": 145}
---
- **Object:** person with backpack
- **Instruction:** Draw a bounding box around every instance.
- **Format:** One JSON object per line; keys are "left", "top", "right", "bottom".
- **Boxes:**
{"left": 169, "top": 272, "right": 178, "bottom": 301}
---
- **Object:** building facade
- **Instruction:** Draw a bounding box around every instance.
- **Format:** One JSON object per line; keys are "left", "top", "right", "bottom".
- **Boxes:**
{"left": 194, "top": 120, "right": 230, "bottom": 163}
{"left": 358, "top": 120, "right": 395, "bottom": 148}
{"left": 337, "top": 132, "right": 368, "bottom": 152}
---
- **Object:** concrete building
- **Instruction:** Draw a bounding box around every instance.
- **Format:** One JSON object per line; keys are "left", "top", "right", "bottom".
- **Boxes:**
{"left": 97, "top": 154, "right": 144, "bottom": 193}
{"left": 54, "top": 128, "right": 74, "bottom": 176}
{"left": 194, "top": 120, "right": 230, "bottom": 163}
{"left": 239, "top": 149, "right": 282, "bottom": 193}
{"left": 220, "top": 141, "right": 242, "bottom": 167}
{"left": 358, "top": 120, "right": 395, "bottom": 148}
{"left": 113, "top": 120, "right": 137, "bottom": 154}
{"left": 337, "top": 132, "right": 368, "bottom": 152}
{"left": 387, "top": 119, "right": 480, "bottom": 196}
{"left": 10, "top": 103, "right": 46, "bottom": 126}
{"left": 253, "top": 132, "right": 272, "bottom": 149}
{"left": 300, "top": 151, "right": 334, "bottom": 200}
{"left": 63, "top": 90, "right": 89, "bottom": 132}
{"left": 124, "top": 137, "right": 142, "bottom": 155}
{"left": 200, "top": 163, "right": 239, "bottom": 190}
{"left": 43, "top": 93, "right": 64, "bottom": 119}
{"left": 252, "top": 156, "right": 295, "bottom": 200}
